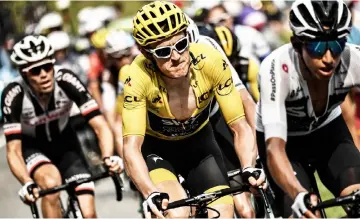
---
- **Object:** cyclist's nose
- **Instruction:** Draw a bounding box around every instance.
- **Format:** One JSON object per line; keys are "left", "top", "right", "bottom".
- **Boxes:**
{"left": 322, "top": 49, "right": 334, "bottom": 65}
{"left": 39, "top": 69, "right": 48, "bottom": 78}
{"left": 170, "top": 49, "right": 181, "bottom": 61}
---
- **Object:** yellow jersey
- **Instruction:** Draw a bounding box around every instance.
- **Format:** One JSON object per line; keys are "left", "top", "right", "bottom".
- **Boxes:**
{"left": 119, "top": 43, "right": 245, "bottom": 140}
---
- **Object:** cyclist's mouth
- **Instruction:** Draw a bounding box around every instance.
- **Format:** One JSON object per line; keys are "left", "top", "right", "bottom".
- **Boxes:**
{"left": 41, "top": 80, "right": 52, "bottom": 89}
{"left": 318, "top": 66, "right": 334, "bottom": 75}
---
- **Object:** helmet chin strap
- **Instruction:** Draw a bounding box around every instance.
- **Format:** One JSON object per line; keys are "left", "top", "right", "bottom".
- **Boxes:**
{"left": 298, "top": 50, "right": 317, "bottom": 81}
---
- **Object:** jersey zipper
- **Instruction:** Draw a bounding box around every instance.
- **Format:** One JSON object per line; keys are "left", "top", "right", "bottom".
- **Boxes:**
{"left": 29, "top": 90, "right": 53, "bottom": 142}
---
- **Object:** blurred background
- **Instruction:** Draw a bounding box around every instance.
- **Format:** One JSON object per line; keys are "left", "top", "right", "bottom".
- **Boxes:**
{"left": 1, "top": 0, "right": 360, "bottom": 217}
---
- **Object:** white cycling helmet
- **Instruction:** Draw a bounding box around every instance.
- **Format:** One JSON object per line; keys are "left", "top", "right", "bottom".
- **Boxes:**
{"left": 289, "top": 0, "right": 352, "bottom": 40}
{"left": 10, "top": 35, "right": 55, "bottom": 71}
{"left": 186, "top": 15, "right": 200, "bottom": 43}
{"left": 94, "top": 6, "right": 117, "bottom": 24}
{"left": 105, "top": 30, "right": 135, "bottom": 58}
{"left": 78, "top": 7, "right": 94, "bottom": 24}
{"left": 47, "top": 31, "right": 71, "bottom": 51}
{"left": 36, "top": 12, "right": 63, "bottom": 34}
{"left": 56, "top": 0, "right": 70, "bottom": 10}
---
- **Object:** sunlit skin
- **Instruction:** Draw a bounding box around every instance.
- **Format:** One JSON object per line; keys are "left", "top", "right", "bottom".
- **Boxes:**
{"left": 301, "top": 46, "right": 341, "bottom": 80}
{"left": 25, "top": 63, "right": 55, "bottom": 95}
{"left": 149, "top": 32, "right": 191, "bottom": 79}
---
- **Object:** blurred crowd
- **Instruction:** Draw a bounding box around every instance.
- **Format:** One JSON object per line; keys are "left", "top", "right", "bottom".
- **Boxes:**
{"left": 2, "top": 0, "right": 360, "bottom": 132}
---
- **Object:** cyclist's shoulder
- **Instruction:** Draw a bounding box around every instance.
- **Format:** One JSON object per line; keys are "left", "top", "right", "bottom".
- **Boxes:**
{"left": 1, "top": 78, "right": 24, "bottom": 104}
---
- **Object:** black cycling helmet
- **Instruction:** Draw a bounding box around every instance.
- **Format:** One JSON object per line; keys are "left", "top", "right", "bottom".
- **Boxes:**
{"left": 289, "top": 0, "right": 352, "bottom": 40}
{"left": 199, "top": 24, "right": 240, "bottom": 62}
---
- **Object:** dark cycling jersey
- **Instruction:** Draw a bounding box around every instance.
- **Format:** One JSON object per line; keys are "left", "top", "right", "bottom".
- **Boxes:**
{"left": 1, "top": 65, "right": 100, "bottom": 142}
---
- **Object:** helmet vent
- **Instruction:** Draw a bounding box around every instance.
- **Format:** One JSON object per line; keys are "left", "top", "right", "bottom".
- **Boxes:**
{"left": 142, "top": 13, "right": 149, "bottom": 21}
{"left": 159, "top": 7, "right": 165, "bottom": 15}
{"left": 148, "top": 23, "right": 159, "bottom": 35}
{"left": 165, "top": 4, "right": 171, "bottom": 11}
{"left": 298, "top": 3, "right": 317, "bottom": 29}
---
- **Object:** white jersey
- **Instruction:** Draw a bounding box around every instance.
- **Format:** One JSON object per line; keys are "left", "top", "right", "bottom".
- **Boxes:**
{"left": 256, "top": 43, "right": 360, "bottom": 141}
{"left": 233, "top": 25, "right": 271, "bottom": 62}
{"left": 195, "top": 35, "right": 245, "bottom": 116}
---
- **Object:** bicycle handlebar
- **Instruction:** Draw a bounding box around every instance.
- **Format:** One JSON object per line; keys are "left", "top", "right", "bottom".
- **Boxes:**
{"left": 29, "top": 166, "right": 123, "bottom": 218}
{"left": 312, "top": 190, "right": 360, "bottom": 211}
{"left": 167, "top": 185, "right": 249, "bottom": 210}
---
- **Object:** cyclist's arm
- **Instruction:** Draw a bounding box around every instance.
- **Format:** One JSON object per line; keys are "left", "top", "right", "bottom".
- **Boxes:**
{"left": 57, "top": 69, "right": 114, "bottom": 158}
{"left": 1, "top": 83, "right": 31, "bottom": 184}
{"left": 259, "top": 57, "right": 306, "bottom": 200}
{"left": 247, "top": 58, "right": 260, "bottom": 102}
{"left": 87, "top": 53, "right": 104, "bottom": 111}
{"left": 121, "top": 68, "right": 157, "bottom": 197}
{"left": 202, "top": 36, "right": 257, "bottom": 133}
{"left": 239, "top": 88, "right": 256, "bottom": 136}
{"left": 114, "top": 78, "right": 125, "bottom": 158}
{"left": 211, "top": 55, "right": 256, "bottom": 168}
{"left": 101, "top": 81, "right": 116, "bottom": 128}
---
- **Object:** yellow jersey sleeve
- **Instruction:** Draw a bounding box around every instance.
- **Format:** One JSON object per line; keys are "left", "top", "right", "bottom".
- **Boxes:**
{"left": 121, "top": 60, "right": 148, "bottom": 137}
{"left": 207, "top": 48, "right": 245, "bottom": 125}
{"left": 247, "top": 58, "right": 260, "bottom": 102}
{"left": 116, "top": 65, "right": 131, "bottom": 115}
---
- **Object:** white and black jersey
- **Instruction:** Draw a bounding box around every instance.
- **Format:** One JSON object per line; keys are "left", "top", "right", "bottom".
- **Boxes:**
{"left": 256, "top": 43, "right": 360, "bottom": 141}
{"left": 1, "top": 66, "right": 100, "bottom": 142}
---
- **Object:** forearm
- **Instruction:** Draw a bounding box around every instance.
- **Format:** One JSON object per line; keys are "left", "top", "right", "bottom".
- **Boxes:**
{"left": 232, "top": 119, "right": 257, "bottom": 168}
{"left": 239, "top": 89, "right": 256, "bottom": 135}
{"left": 267, "top": 140, "right": 306, "bottom": 199}
{"left": 7, "top": 150, "right": 32, "bottom": 185}
{"left": 124, "top": 138, "right": 157, "bottom": 197}
{"left": 113, "top": 115, "right": 124, "bottom": 158}
{"left": 88, "top": 81, "right": 104, "bottom": 111}
{"left": 90, "top": 116, "right": 114, "bottom": 158}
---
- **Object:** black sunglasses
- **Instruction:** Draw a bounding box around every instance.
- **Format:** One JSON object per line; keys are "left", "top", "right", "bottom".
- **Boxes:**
{"left": 29, "top": 63, "right": 54, "bottom": 76}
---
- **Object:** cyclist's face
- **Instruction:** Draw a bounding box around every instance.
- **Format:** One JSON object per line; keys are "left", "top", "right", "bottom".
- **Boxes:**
{"left": 151, "top": 32, "right": 191, "bottom": 79}
{"left": 26, "top": 63, "right": 55, "bottom": 94}
{"left": 302, "top": 45, "right": 341, "bottom": 80}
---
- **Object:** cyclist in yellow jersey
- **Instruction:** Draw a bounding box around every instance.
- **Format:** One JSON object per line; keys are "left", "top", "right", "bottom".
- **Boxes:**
{"left": 122, "top": 1, "right": 266, "bottom": 218}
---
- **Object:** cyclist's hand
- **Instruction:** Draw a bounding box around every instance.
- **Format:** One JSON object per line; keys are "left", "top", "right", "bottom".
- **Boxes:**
{"left": 142, "top": 192, "right": 169, "bottom": 219}
{"left": 242, "top": 167, "right": 267, "bottom": 188}
{"left": 291, "top": 192, "right": 320, "bottom": 218}
{"left": 104, "top": 156, "right": 123, "bottom": 174}
{"left": 18, "top": 181, "right": 39, "bottom": 203}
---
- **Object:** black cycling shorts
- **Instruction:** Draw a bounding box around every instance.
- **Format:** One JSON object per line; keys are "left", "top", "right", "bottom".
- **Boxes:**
{"left": 142, "top": 123, "right": 230, "bottom": 198}
{"left": 22, "top": 125, "right": 94, "bottom": 195}
{"left": 210, "top": 110, "right": 244, "bottom": 188}
{"left": 257, "top": 115, "right": 360, "bottom": 217}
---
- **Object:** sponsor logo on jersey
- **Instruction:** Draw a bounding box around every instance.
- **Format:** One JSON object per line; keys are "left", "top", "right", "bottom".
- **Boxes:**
{"left": 270, "top": 59, "right": 276, "bottom": 101}
{"left": 3, "top": 85, "right": 22, "bottom": 115}
{"left": 124, "top": 95, "right": 141, "bottom": 103}
{"left": 216, "top": 77, "right": 233, "bottom": 96}
{"left": 282, "top": 63, "right": 288, "bottom": 73}
{"left": 124, "top": 76, "right": 132, "bottom": 86}
{"left": 57, "top": 72, "right": 86, "bottom": 92}
{"left": 22, "top": 105, "right": 72, "bottom": 126}
{"left": 222, "top": 59, "right": 228, "bottom": 71}
{"left": 147, "top": 104, "right": 211, "bottom": 137}
{"left": 4, "top": 85, "right": 21, "bottom": 107}
{"left": 289, "top": 86, "right": 302, "bottom": 99}
{"left": 192, "top": 54, "right": 206, "bottom": 70}
{"left": 151, "top": 95, "right": 162, "bottom": 104}
{"left": 198, "top": 91, "right": 210, "bottom": 103}
{"left": 3, "top": 123, "right": 21, "bottom": 135}
{"left": 80, "top": 99, "right": 98, "bottom": 115}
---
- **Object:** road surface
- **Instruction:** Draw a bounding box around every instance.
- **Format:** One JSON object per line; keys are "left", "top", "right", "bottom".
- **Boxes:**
{"left": 0, "top": 131, "right": 142, "bottom": 218}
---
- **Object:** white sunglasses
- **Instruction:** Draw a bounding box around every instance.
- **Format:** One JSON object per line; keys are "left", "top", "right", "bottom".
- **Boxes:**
{"left": 146, "top": 36, "right": 189, "bottom": 59}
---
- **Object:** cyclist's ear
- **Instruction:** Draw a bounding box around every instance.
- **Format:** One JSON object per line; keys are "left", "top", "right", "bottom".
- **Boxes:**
{"left": 137, "top": 43, "right": 153, "bottom": 60}
{"left": 290, "top": 36, "right": 302, "bottom": 54}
